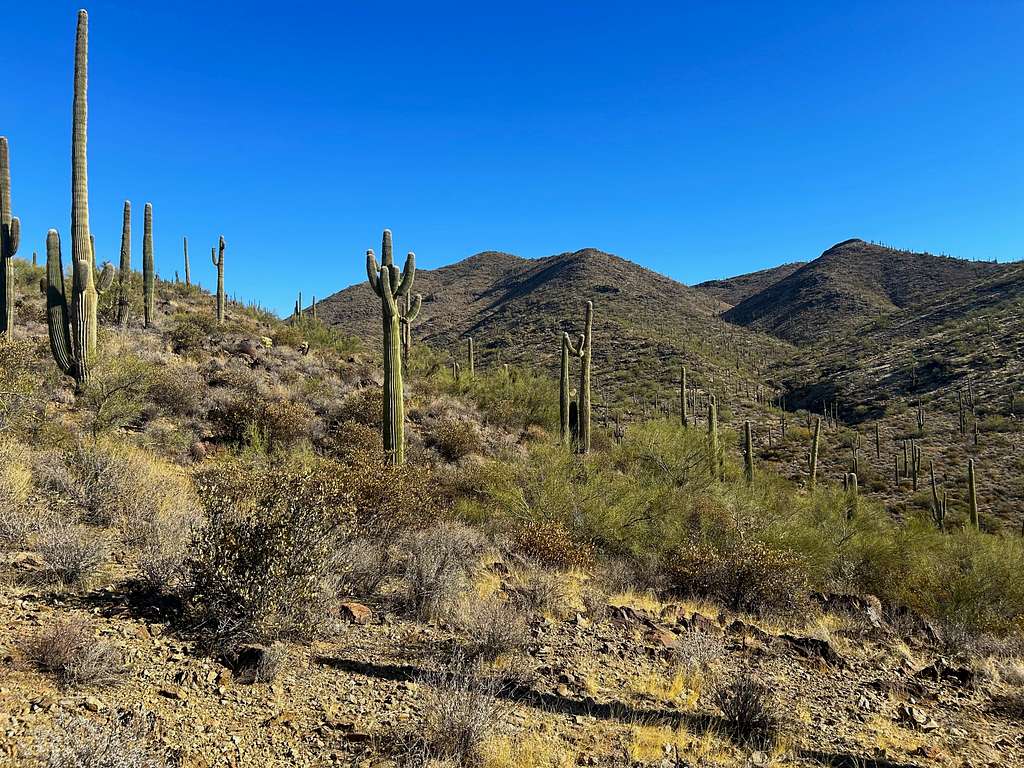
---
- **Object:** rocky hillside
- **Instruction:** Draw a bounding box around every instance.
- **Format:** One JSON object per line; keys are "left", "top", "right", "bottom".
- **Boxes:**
{"left": 317, "top": 246, "right": 792, "bottom": 407}
{"left": 721, "top": 239, "right": 1003, "bottom": 344}
{"left": 694, "top": 261, "right": 806, "bottom": 309}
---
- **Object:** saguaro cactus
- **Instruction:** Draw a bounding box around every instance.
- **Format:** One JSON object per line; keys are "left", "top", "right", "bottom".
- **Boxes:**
{"left": 560, "top": 332, "right": 581, "bottom": 446}
{"left": 366, "top": 229, "right": 416, "bottom": 465}
{"left": 846, "top": 473, "right": 858, "bottom": 518}
{"left": 680, "top": 365, "right": 688, "bottom": 427}
{"left": 45, "top": 11, "right": 114, "bottom": 387}
{"left": 212, "top": 236, "right": 225, "bottom": 323}
{"left": 399, "top": 291, "right": 422, "bottom": 364}
{"left": 115, "top": 201, "right": 131, "bottom": 326}
{"left": 466, "top": 337, "right": 475, "bottom": 377}
{"left": 142, "top": 203, "right": 154, "bottom": 327}
{"left": 183, "top": 236, "right": 190, "bottom": 286}
{"left": 743, "top": 420, "right": 754, "bottom": 484}
{"left": 0, "top": 137, "right": 21, "bottom": 338}
{"left": 967, "top": 459, "right": 979, "bottom": 529}
{"left": 565, "top": 301, "right": 594, "bottom": 454}
{"left": 809, "top": 417, "right": 821, "bottom": 490}
{"left": 708, "top": 394, "right": 721, "bottom": 480}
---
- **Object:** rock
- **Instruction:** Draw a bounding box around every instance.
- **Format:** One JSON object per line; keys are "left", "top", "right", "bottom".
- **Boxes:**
{"left": 236, "top": 339, "right": 261, "bottom": 356}
{"left": 158, "top": 686, "right": 187, "bottom": 701}
{"left": 915, "top": 658, "right": 975, "bottom": 688}
{"left": 11, "top": 552, "right": 45, "bottom": 571}
{"left": 337, "top": 602, "right": 373, "bottom": 625}
{"left": 82, "top": 696, "right": 105, "bottom": 713}
{"left": 897, "top": 704, "right": 938, "bottom": 732}
{"left": 779, "top": 633, "right": 846, "bottom": 668}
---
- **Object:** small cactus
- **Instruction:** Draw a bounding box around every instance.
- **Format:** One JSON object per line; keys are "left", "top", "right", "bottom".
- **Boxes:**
{"left": 0, "top": 136, "right": 21, "bottom": 338}
{"left": 115, "top": 201, "right": 131, "bottom": 326}
{"left": 142, "top": 203, "right": 154, "bottom": 327}
{"left": 365, "top": 229, "right": 415, "bottom": 465}
{"left": 930, "top": 461, "right": 945, "bottom": 531}
{"left": 212, "top": 236, "right": 225, "bottom": 323}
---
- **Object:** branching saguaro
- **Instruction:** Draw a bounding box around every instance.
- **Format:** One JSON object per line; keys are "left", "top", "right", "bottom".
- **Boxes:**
{"left": 0, "top": 136, "right": 21, "bottom": 338}
{"left": 44, "top": 11, "right": 115, "bottom": 388}
{"left": 142, "top": 203, "right": 154, "bottom": 327}
{"left": 116, "top": 201, "right": 131, "bottom": 326}
{"left": 565, "top": 301, "right": 593, "bottom": 454}
{"left": 366, "top": 229, "right": 416, "bottom": 465}
{"left": 212, "top": 236, "right": 226, "bottom": 323}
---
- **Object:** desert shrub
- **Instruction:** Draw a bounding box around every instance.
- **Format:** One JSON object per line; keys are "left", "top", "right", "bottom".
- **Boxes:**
{"left": 668, "top": 537, "right": 810, "bottom": 617}
{"left": 506, "top": 567, "right": 572, "bottom": 618}
{"left": 237, "top": 642, "right": 287, "bottom": 684}
{"left": 272, "top": 318, "right": 361, "bottom": 355}
{"left": 713, "top": 671, "right": 784, "bottom": 748}
{"left": 456, "top": 595, "right": 529, "bottom": 662}
{"left": 413, "top": 653, "right": 506, "bottom": 766}
{"left": 78, "top": 353, "right": 156, "bottom": 437}
{"left": 32, "top": 521, "right": 108, "bottom": 588}
{"left": 321, "top": 419, "right": 382, "bottom": 461}
{"left": 166, "top": 312, "right": 219, "bottom": 354}
{"left": 211, "top": 390, "right": 316, "bottom": 452}
{"left": 341, "top": 452, "right": 448, "bottom": 539}
{"left": 28, "top": 711, "right": 166, "bottom": 768}
{"left": 459, "top": 368, "right": 558, "bottom": 432}
{"left": 148, "top": 362, "right": 205, "bottom": 417}
{"left": 429, "top": 418, "right": 483, "bottom": 461}
{"left": 0, "top": 438, "right": 35, "bottom": 547}
{"left": 332, "top": 537, "right": 396, "bottom": 598}
{"left": 335, "top": 388, "right": 382, "bottom": 428}
{"left": 0, "top": 336, "right": 48, "bottom": 435}
{"left": 400, "top": 521, "right": 487, "bottom": 620}
{"left": 26, "top": 616, "right": 124, "bottom": 687}
{"left": 184, "top": 456, "right": 357, "bottom": 651}
{"left": 677, "top": 629, "right": 726, "bottom": 674}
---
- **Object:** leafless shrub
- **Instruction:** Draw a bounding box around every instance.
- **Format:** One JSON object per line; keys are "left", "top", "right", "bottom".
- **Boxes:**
{"left": 400, "top": 522, "right": 486, "bottom": 621}
{"left": 413, "top": 653, "right": 505, "bottom": 766}
{"left": 712, "top": 670, "right": 784, "bottom": 748}
{"left": 457, "top": 595, "right": 529, "bottom": 662}
{"left": 332, "top": 537, "right": 396, "bottom": 598}
{"left": 32, "top": 521, "right": 108, "bottom": 588}
{"left": 507, "top": 567, "right": 572, "bottom": 618}
{"left": 26, "top": 617, "right": 124, "bottom": 688}
{"left": 29, "top": 711, "right": 165, "bottom": 768}
{"left": 676, "top": 628, "right": 726, "bottom": 673}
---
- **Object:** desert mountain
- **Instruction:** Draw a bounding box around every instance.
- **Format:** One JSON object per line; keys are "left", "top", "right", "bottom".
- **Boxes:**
{"left": 317, "top": 247, "right": 790, "bottom": 405}
{"left": 720, "top": 239, "right": 1003, "bottom": 344}
{"left": 694, "top": 261, "right": 806, "bottom": 309}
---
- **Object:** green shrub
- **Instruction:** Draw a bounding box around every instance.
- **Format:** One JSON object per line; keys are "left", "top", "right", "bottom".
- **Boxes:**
{"left": 166, "top": 312, "right": 219, "bottom": 354}
{"left": 430, "top": 418, "right": 483, "bottom": 461}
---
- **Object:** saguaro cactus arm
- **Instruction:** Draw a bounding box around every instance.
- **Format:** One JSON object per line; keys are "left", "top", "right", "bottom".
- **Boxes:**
{"left": 45, "top": 230, "right": 75, "bottom": 378}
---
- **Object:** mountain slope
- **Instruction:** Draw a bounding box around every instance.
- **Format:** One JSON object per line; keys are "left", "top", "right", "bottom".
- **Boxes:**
{"left": 723, "top": 239, "right": 1003, "bottom": 344}
{"left": 695, "top": 261, "right": 806, "bottom": 309}
{"left": 317, "top": 247, "right": 792, "bottom": 406}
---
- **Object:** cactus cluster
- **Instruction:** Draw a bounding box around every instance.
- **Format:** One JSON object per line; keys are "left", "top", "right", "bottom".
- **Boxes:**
{"left": 0, "top": 136, "right": 21, "bottom": 338}
{"left": 366, "top": 229, "right": 416, "bottom": 465}
{"left": 44, "top": 10, "right": 115, "bottom": 388}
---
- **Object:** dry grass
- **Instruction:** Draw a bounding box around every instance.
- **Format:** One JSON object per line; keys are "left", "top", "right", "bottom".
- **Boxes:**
{"left": 712, "top": 670, "right": 785, "bottom": 749}
{"left": 400, "top": 521, "right": 487, "bottom": 621}
{"left": 25, "top": 616, "right": 124, "bottom": 688}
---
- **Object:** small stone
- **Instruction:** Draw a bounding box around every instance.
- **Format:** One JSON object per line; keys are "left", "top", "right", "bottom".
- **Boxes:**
{"left": 82, "top": 696, "right": 105, "bottom": 713}
{"left": 337, "top": 601, "right": 373, "bottom": 625}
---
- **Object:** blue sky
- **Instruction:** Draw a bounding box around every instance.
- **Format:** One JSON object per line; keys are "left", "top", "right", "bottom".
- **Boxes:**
{"left": 4, "top": 1, "right": 1022, "bottom": 315}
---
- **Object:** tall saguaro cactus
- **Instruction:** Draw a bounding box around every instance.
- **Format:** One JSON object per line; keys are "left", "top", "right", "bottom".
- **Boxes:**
{"left": 809, "top": 416, "right": 821, "bottom": 490}
{"left": 708, "top": 395, "right": 721, "bottom": 480}
{"left": 45, "top": 11, "right": 114, "bottom": 387}
{"left": 967, "top": 459, "right": 979, "bottom": 529}
{"left": 212, "top": 236, "right": 225, "bottom": 323}
{"left": 0, "top": 137, "right": 21, "bottom": 338}
{"left": 743, "top": 420, "right": 754, "bottom": 484}
{"left": 680, "top": 365, "right": 688, "bottom": 427}
{"left": 142, "top": 203, "right": 154, "bottom": 327}
{"left": 560, "top": 331, "right": 583, "bottom": 447}
{"left": 366, "top": 229, "right": 416, "bottom": 465}
{"left": 183, "top": 236, "right": 190, "bottom": 286}
{"left": 565, "top": 301, "right": 593, "bottom": 454}
{"left": 466, "top": 337, "right": 475, "bottom": 376}
{"left": 116, "top": 201, "right": 131, "bottom": 326}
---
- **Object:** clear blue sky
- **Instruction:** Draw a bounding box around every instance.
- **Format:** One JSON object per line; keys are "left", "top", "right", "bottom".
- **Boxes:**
{"left": 4, "top": 1, "right": 1022, "bottom": 315}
